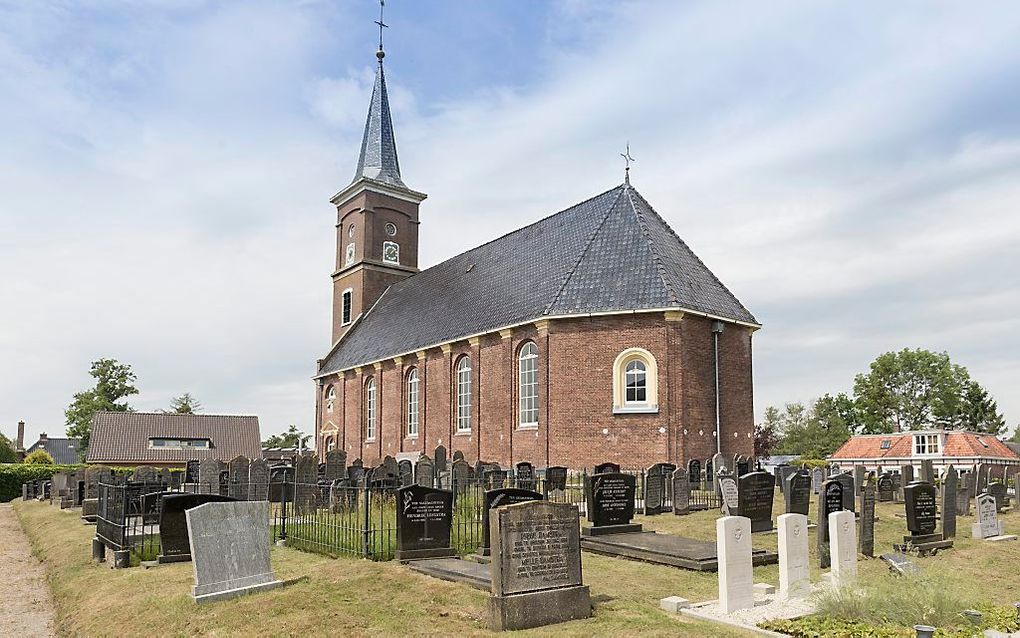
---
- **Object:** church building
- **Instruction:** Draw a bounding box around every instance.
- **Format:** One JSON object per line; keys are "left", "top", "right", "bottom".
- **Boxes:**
{"left": 313, "top": 38, "right": 760, "bottom": 471}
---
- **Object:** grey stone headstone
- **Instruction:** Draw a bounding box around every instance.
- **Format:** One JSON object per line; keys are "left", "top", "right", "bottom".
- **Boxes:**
{"left": 198, "top": 459, "right": 224, "bottom": 495}
{"left": 672, "top": 469, "right": 690, "bottom": 516}
{"left": 488, "top": 500, "right": 590, "bottom": 631}
{"left": 712, "top": 453, "right": 728, "bottom": 492}
{"left": 877, "top": 473, "right": 895, "bottom": 502}
{"left": 858, "top": 477, "right": 876, "bottom": 557}
{"left": 248, "top": 460, "right": 270, "bottom": 501}
{"left": 987, "top": 481, "right": 1006, "bottom": 512}
{"left": 919, "top": 459, "right": 934, "bottom": 485}
{"left": 974, "top": 493, "right": 1000, "bottom": 539}
{"left": 718, "top": 471, "right": 739, "bottom": 517}
{"left": 853, "top": 465, "right": 866, "bottom": 494}
{"left": 324, "top": 450, "right": 347, "bottom": 483}
{"left": 185, "top": 501, "right": 282, "bottom": 603}
{"left": 433, "top": 446, "right": 447, "bottom": 474}
{"left": 941, "top": 465, "right": 958, "bottom": 539}
{"left": 415, "top": 455, "right": 435, "bottom": 487}
{"left": 451, "top": 459, "right": 470, "bottom": 491}
{"left": 452, "top": 450, "right": 464, "bottom": 463}
{"left": 228, "top": 456, "right": 250, "bottom": 500}
{"left": 398, "top": 460, "right": 414, "bottom": 487}
{"left": 294, "top": 453, "right": 318, "bottom": 512}
{"left": 643, "top": 463, "right": 670, "bottom": 515}
{"left": 811, "top": 467, "right": 824, "bottom": 494}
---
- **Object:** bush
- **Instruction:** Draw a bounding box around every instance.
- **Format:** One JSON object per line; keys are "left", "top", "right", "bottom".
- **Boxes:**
{"left": 795, "top": 458, "right": 831, "bottom": 469}
{"left": 0, "top": 463, "right": 83, "bottom": 502}
{"left": 24, "top": 449, "right": 55, "bottom": 465}
{"left": 0, "top": 434, "right": 17, "bottom": 463}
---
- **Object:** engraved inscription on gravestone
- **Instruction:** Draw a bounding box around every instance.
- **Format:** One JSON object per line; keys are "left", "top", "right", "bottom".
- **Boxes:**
{"left": 738, "top": 470, "right": 775, "bottom": 532}
{"left": 817, "top": 479, "right": 844, "bottom": 568}
{"left": 586, "top": 472, "right": 637, "bottom": 530}
{"left": 395, "top": 484, "right": 454, "bottom": 560}
{"left": 545, "top": 466, "right": 568, "bottom": 493}
{"left": 672, "top": 468, "right": 690, "bottom": 516}
{"left": 718, "top": 471, "right": 740, "bottom": 517}
{"left": 480, "top": 488, "right": 543, "bottom": 554}
{"left": 643, "top": 463, "right": 668, "bottom": 515}
{"left": 785, "top": 470, "right": 811, "bottom": 516}
{"left": 904, "top": 482, "right": 937, "bottom": 536}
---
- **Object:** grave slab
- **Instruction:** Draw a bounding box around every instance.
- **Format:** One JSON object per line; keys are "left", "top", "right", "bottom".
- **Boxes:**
{"left": 406, "top": 557, "right": 490, "bottom": 591}
{"left": 580, "top": 530, "right": 778, "bottom": 572}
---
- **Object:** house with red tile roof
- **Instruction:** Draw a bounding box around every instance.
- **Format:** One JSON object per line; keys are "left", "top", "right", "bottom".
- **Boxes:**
{"left": 829, "top": 429, "right": 1020, "bottom": 480}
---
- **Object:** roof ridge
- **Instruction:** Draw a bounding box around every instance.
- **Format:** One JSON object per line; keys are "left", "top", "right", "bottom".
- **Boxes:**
{"left": 628, "top": 187, "right": 757, "bottom": 324}
{"left": 98, "top": 411, "right": 258, "bottom": 418}
{"left": 542, "top": 186, "right": 627, "bottom": 315}
{"left": 623, "top": 185, "right": 680, "bottom": 305}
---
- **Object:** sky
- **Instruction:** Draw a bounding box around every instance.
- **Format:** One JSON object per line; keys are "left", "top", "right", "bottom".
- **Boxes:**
{"left": 2, "top": 0, "right": 1019, "bottom": 447}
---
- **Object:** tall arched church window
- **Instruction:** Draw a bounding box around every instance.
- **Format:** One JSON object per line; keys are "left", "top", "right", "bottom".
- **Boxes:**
{"left": 456, "top": 357, "right": 472, "bottom": 433}
{"left": 518, "top": 342, "right": 539, "bottom": 427}
{"left": 406, "top": 368, "right": 419, "bottom": 437}
{"left": 325, "top": 385, "right": 336, "bottom": 413}
{"left": 365, "top": 377, "right": 377, "bottom": 440}
{"left": 612, "top": 348, "right": 659, "bottom": 414}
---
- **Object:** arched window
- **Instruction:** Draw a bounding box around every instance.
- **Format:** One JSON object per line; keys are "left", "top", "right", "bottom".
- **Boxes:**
{"left": 325, "top": 435, "right": 335, "bottom": 452}
{"left": 325, "top": 385, "right": 336, "bottom": 413}
{"left": 456, "top": 357, "right": 472, "bottom": 433}
{"left": 612, "top": 348, "right": 658, "bottom": 413}
{"left": 406, "top": 368, "right": 419, "bottom": 437}
{"left": 518, "top": 342, "right": 538, "bottom": 427}
{"left": 365, "top": 377, "right": 377, "bottom": 440}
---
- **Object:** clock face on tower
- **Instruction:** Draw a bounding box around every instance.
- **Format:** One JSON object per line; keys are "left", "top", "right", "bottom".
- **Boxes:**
{"left": 345, "top": 243, "right": 355, "bottom": 266}
{"left": 383, "top": 241, "right": 399, "bottom": 265}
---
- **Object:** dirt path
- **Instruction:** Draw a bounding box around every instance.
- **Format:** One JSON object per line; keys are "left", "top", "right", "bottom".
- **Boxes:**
{"left": 0, "top": 503, "right": 56, "bottom": 637}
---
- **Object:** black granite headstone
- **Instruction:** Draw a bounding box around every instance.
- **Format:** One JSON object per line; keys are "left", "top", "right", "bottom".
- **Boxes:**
{"left": 904, "top": 481, "right": 937, "bottom": 536}
{"left": 688, "top": 459, "right": 701, "bottom": 486}
{"left": 515, "top": 462, "right": 535, "bottom": 490}
{"left": 480, "top": 487, "right": 543, "bottom": 554}
{"left": 594, "top": 462, "right": 620, "bottom": 475}
{"left": 395, "top": 484, "right": 454, "bottom": 560}
{"left": 545, "top": 466, "right": 568, "bottom": 492}
{"left": 587, "top": 472, "right": 636, "bottom": 528}
{"left": 817, "top": 479, "right": 844, "bottom": 568}
{"left": 157, "top": 493, "right": 236, "bottom": 562}
{"left": 784, "top": 470, "right": 811, "bottom": 516}
{"left": 738, "top": 471, "right": 775, "bottom": 532}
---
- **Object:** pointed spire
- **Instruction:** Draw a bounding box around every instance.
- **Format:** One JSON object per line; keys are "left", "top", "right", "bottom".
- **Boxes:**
{"left": 353, "top": 50, "right": 404, "bottom": 188}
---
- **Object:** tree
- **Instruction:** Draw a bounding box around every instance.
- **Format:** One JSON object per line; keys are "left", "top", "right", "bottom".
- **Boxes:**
{"left": 0, "top": 433, "right": 18, "bottom": 463}
{"left": 23, "top": 449, "right": 54, "bottom": 465}
{"left": 65, "top": 358, "right": 139, "bottom": 456}
{"left": 165, "top": 393, "right": 203, "bottom": 415}
{"left": 959, "top": 381, "right": 1006, "bottom": 435}
{"left": 262, "top": 425, "right": 311, "bottom": 449}
{"left": 772, "top": 398, "right": 854, "bottom": 459}
{"left": 754, "top": 407, "right": 783, "bottom": 460}
{"left": 854, "top": 349, "right": 971, "bottom": 433}
{"left": 1010, "top": 426, "right": 1020, "bottom": 444}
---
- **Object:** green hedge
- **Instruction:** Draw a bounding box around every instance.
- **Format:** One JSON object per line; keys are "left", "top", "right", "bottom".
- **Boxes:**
{"left": 0, "top": 463, "right": 84, "bottom": 503}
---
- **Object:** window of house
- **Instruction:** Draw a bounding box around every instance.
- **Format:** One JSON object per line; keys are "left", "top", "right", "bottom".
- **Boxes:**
{"left": 342, "top": 289, "right": 353, "bottom": 325}
{"left": 406, "top": 368, "right": 419, "bottom": 437}
{"left": 325, "top": 385, "right": 336, "bottom": 413}
{"left": 365, "top": 377, "right": 377, "bottom": 440}
{"left": 914, "top": 433, "right": 940, "bottom": 455}
{"left": 612, "top": 348, "right": 658, "bottom": 414}
{"left": 880, "top": 439, "right": 891, "bottom": 450}
{"left": 518, "top": 342, "right": 539, "bottom": 427}
{"left": 456, "top": 357, "right": 472, "bottom": 433}
{"left": 383, "top": 241, "right": 400, "bottom": 265}
{"left": 148, "top": 438, "right": 211, "bottom": 450}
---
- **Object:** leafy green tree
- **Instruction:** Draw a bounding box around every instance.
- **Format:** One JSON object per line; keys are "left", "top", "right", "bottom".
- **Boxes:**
{"left": 165, "top": 393, "right": 203, "bottom": 415}
{"left": 65, "top": 358, "right": 139, "bottom": 456}
{"left": 1010, "top": 426, "right": 1020, "bottom": 444}
{"left": 772, "top": 398, "right": 853, "bottom": 459}
{"left": 959, "top": 381, "right": 1006, "bottom": 435}
{"left": 0, "top": 433, "right": 18, "bottom": 463}
{"left": 23, "top": 449, "right": 54, "bottom": 465}
{"left": 262, "top": 424, "right": 311, "bottom": 449}
{"left": 754, "top": 407, "right": 783, "bottom": 460}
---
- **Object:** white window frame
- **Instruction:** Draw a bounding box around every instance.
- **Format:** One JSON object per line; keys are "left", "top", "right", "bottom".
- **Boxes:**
{"left": 913, "top": 433, "right": 940, "bottom": 455}
{"left": 345, "top": 243, "right": 356, "bottom": 266}
{"left": 325, "top": 385, "right": 336, "bottom": 413}
{"left": 456, "top": 357, "right": 472, "bottom": 433}
{"left": 625, "top": 360, "right": 647, "bottom": 405}
{"left": 518, "top": 342, "right": 539, "bottom": 428}
{"left": 383, "top": 240, "right": 400, "bottom": 265}
{"left": 612, "top": 348, "right": 658, "bottom": 414}
{"left": 325, "top": 435, "right": 336, "bottom": 452}
{"left": 341, "top": 289, "right": 353, "bottom": 326}
{"left": 406, "top": 368, "right": 419, "bottom": 438}
{"left": 365, "top": 377, "right": 377, "bottom": 441}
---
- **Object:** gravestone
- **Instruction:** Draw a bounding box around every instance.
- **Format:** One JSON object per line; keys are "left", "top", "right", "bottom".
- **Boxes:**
{"left": 705, "top": 458, "right": 714, "bottom": 486}
{"left": 941, "top": 466, "right": 958, "bottom": 539}
{"left": 228, "top": 456, "right": 250, "bottom": 500}
{"left": 891, "top": 472, "right": 903, "bottom": 502}
{"left": 395, "top": 484, "right": 455, "bottom": 560}
{"left": 643, "top": 463, "right": 670, "bottom": 515}
{"left": 858, "top": 476, "right": 876, "bottom": 557}
{"left": 186, "top": 501, "right": 282, "bottom": 603}
{"left": 294, "top": 453, "right": 318, "bottom": 512}
{"left": 717, "top": 470, "right": 739, "bottom": 517}
{"left": 133, "top": 466, "right": 158, "bottom": 483}
{"left": 777, "top": 465, "right": 797, "bottom": 495}
{"left": 594, "top": 462, "right": 620, "bottom": 475}
{"left": 811, "top": 467, "right": 824, "bottom": 494}
{"left": 919, "top": 458, "right": 934, "bottom": 484}
{"left": 717, "top": 516, "right": 753, "bottom": 614}
{"left": 248, "top": 460, "right": 270, "bottom": 501}
{"left": 452, "top": 450, "right": 464, "bottom": 463}
{"left": 877, "top": 473, "right": 894, "bottom": 502}
{"left": 956, "top": 474, "right": 971, "bottom": 516}
{"left": 829, "top": 510, "right": 857, "bottom": 586}
{"left": 515, "top": 462, "right": 535, "bottom": 490}
{"left": 479, "top": 488, "right": 543, "bottom": 555}
{"left": 880, "top": 552, "right": 920, "bottom": 576}
{"left": 736, "top": 456, "right": 750, "bottom": 477}
{"left": 900, "top": 465, "right": 914, "bottom": 496}
{"left": 897, "top": 481, "right": 952, "bottom": 554}
{"left": 817, "top": 479, "right": 844, "bottom": 568}
{"left": 185, "top": 460, "right": 199, "bottom": 483}
{"left": 383, "top": 456, "right": 400, "bottom": 482}
{"left": 324, "top": 450, "right": 347, "bottom": 483}
{"left": 834, "top": 472, "right": 855, "bottom": 513}
{"left": 398, "top": 459, "right": 413, "bottom": 487}
{"left": 672, "top": 468, "right": 690, "bottom": 516}
{"left": 777, "top": 513, "right": 810, "bottom": 600}
{"left": 545, "top": 466, "right": 567, "bottom": 493}
{"left": 712, "top": 453, "right": 728, "bottom": 492}
{"left": 198, "top": 459, "right": 223, "bottom": 495}
{"left": 583, "top": 472, "right": 639, "bottom": 535}
{"left": 434, "top": 445, "right": 447, "bottom": 475}
{"left": 784, "top": 470, "right": 811, "bottom": 516}
{"left": 488, "top": 501, "right": 590, "bottom": 631}
{"left": 688, "top": 459, "right": 702, "bottom": 487}
{"left": 972, "top": 493, "right": 1003, "bottom": 539}
{"left": 157, "top": 493, "right": 236, "bottom": 563}
{"left": 853, "top": 465, "right": 866, "bottom": 494}
{"left": 451, "top": 459, "right": 470, "bottom": 491}
{"left": 987, "top": 481, "right": 1006, "bottom": 512}
{"left": 737, "top": 470, "right": 775, "bottom": 532}
{"left": 415, "top": 455, "right": 435, "bottom": 487}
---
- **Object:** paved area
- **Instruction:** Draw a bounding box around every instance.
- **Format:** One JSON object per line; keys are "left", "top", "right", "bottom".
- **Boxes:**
{"left": 0, "top": 503, "right": 56, "bottom": 637}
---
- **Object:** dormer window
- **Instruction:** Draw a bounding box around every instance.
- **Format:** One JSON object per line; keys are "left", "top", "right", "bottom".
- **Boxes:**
{"left": 880, "top": 439, "right": 891, "bottom": 450}
{"left": 149, "top": 438, "right": 211, "bottom": 450}
{"left": 913, "top": 433, "right": 940, "bottom": 455}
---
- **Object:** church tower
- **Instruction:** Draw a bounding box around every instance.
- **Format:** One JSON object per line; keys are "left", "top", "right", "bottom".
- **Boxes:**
{"left": 329, "top": 34, "right": 426, "bottom": 345}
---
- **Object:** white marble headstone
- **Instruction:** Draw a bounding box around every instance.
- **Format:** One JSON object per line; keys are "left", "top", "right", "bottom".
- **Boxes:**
{"left": 717, "top": 516, "right": 753, "bottom": 614}
{"left": 777, "top": 513, "right": 810, "bottom": 599}
{"left": 829, "top": 510, "right": 857, "bottom": 586}
{"left": 186, "top": 501, "right": 283, "bottom": 604}
{"left": 972, "top": 493, "right": 1001, "bottom": 540}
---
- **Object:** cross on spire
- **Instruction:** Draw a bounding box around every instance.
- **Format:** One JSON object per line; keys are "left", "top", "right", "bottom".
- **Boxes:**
{"left": 375, "top": 0, "right": 388, "bottom": 58}
{"left": 620, "top": 142, "right": 635, "bottom": 184}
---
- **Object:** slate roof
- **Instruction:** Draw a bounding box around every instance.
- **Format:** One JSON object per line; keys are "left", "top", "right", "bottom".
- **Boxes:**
{"left": 353, "top": 56, "right": 404, "bottom": 188}
{"left": 319, "top": 183, "right": 758, "bottom": 375}
{"left": 86, "top": 412, "right": 263, "bottom": 464}
{"left": 26, "top": 437, "right": 81, "bottom": 465}
{"left": 830, "top": 431, "right": 1020, "bottom": 461}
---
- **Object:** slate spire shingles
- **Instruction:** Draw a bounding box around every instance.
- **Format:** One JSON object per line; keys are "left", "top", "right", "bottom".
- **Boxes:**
{"left": 353, "top": 53, "right": 404, "bottom": 188}
{"left": 317, "top": 182, "right": 758, "bottom": 376}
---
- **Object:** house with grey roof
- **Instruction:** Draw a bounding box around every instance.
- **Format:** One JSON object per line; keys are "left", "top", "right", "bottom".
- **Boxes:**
{"left": 85, "top": 412, "right": 262, "bottom": 468}
{"left": 25, "top": 433, "right": 81, "bottom": 465}
{"left": 313, "top": 34, "right": 759, "bottom": 471}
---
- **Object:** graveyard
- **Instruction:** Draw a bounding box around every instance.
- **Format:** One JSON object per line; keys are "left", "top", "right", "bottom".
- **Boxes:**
{"left": 11, "top": 477, "right": 1020, "bottom": 636}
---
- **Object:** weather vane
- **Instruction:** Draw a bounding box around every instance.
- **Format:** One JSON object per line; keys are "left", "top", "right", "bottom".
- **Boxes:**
{"left": 375, "top": 0, "right": 388, "bottom": 54}
{"left": 620, "top": 142, "right": 635, "bottom": 183}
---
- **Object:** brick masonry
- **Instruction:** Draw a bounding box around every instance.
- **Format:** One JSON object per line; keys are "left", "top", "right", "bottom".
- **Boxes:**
{"left": 316, "top": 311, "right": 755, "bottom": 470}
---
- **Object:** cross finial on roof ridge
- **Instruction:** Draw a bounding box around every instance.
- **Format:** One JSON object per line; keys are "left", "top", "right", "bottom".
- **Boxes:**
{"left": 620, "top": 142, "right": 635, "bottom": 185}
{"left": 375, "top": 0, "right": 388, "bottom": 60}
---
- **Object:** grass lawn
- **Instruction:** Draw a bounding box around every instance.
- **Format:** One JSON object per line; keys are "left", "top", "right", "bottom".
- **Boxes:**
{"left": 14, "top": 492, "right": 1020, "bottom": 636}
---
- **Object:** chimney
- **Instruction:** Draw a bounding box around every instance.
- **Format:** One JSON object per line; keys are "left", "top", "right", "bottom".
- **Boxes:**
{"left": 16, "top": 420, "right": 25, "bottom": 452}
